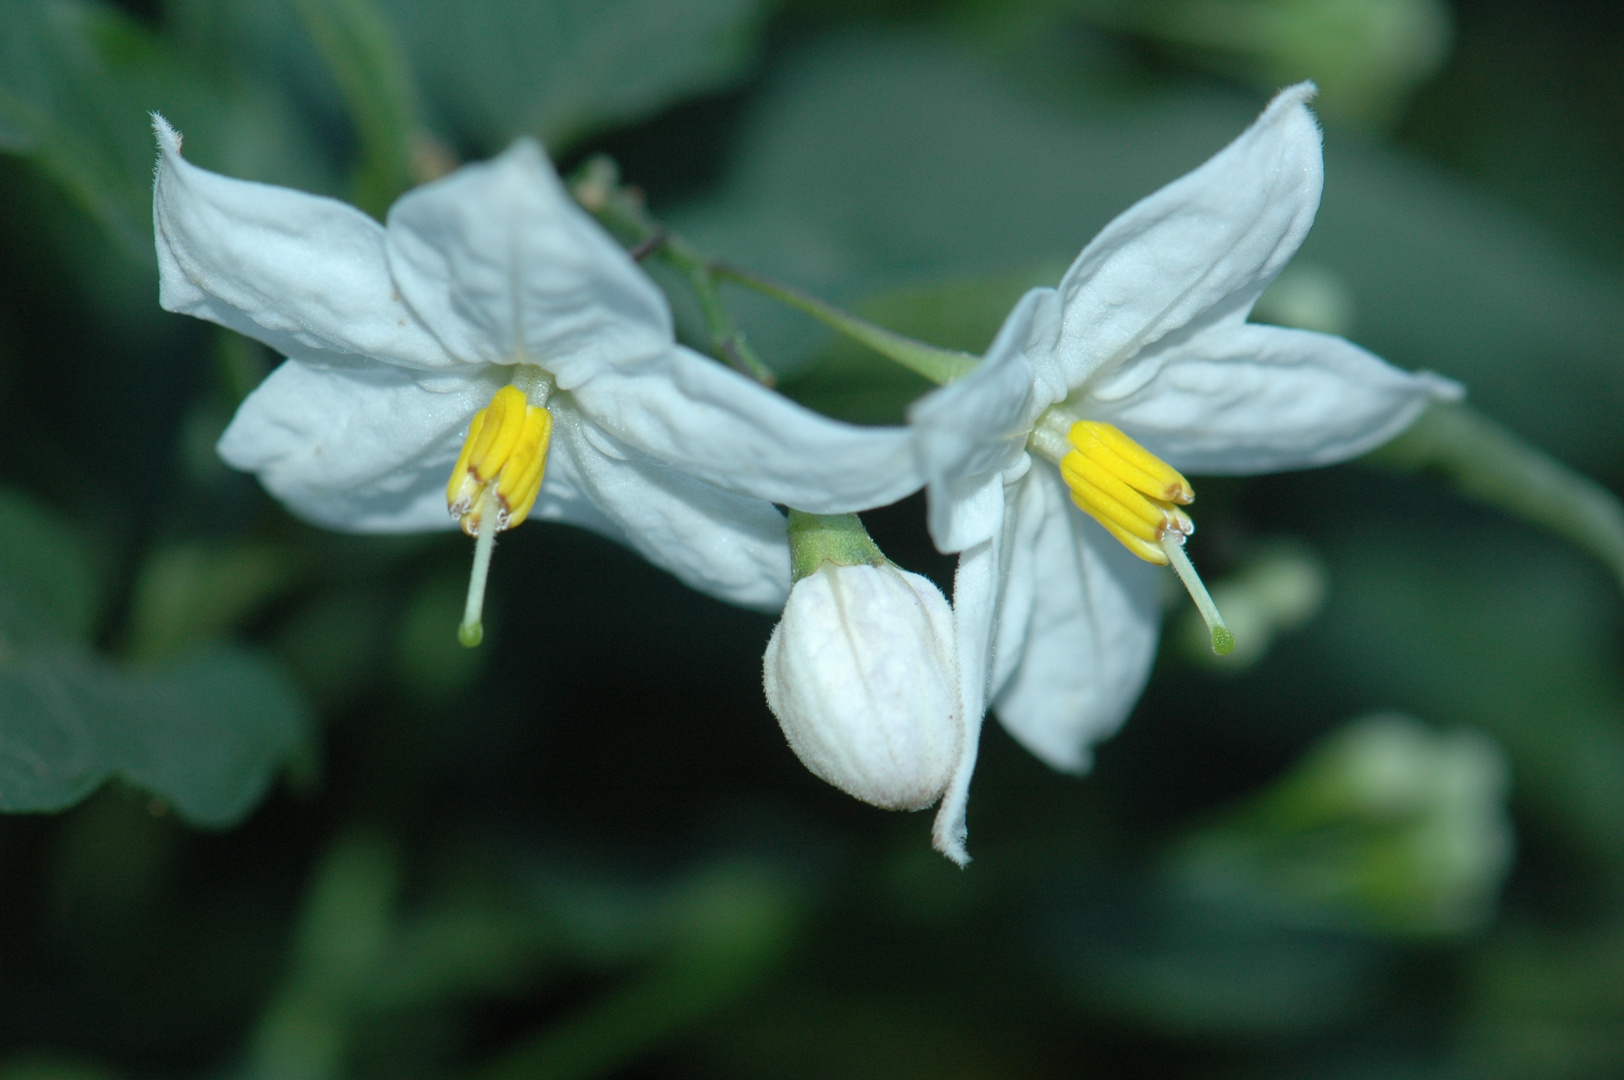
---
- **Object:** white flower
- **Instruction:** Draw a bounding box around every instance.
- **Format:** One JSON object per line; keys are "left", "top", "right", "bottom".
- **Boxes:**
{"left": 764, "top": 561, "right": 960, "bottom": 811}
{"left": 151, "top": 117, "right": 925, "bottom": 618}
{"left": 908, "top": 84, "right": 1462, "bottom": 864}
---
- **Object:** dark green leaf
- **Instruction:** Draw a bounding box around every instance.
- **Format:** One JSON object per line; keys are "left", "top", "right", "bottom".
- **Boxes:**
{"left": 0, "top": 486, "right": 99, "bottom": 647}
{"left": 465, "top": 862, "right": 797, "bottom": 1080}
{"left": 0, "top": 644, "right": 313, "bottom": 826}
{"left": 0, "top": 0, "right": 339, "bottom": 258}
{"left": 0, "top": 1060, "right": 121, "bottom": 1080}
{"left": 1037, "top": 870, "right": 1389, "bottom": 1037}
{"left": 0, "top": 0, "right": 163, "bottom": 255}
{"left": 382, "top": 0, "right": 771, "bottom": 153}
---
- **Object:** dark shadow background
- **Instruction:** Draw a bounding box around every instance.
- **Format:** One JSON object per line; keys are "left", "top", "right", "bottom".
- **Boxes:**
{"left": 1, "top": 1, "right": 1622, "bottom": 1077}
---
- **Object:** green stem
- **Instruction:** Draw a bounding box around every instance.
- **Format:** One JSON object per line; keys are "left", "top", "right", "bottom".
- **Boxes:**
{"left": 659, "top": 238, "right": 778, "bottom": 387}
{"left": 1363, "top": 401, "right": 1624, "bottom": 593}
{"left": 570, "top": 156, "right": 977, "bottom": 388}
{"left": 571, "top": 158, "right": 775, "bottom": 386}
{"left": 712, "top": 263, "right": 978, "bottom": 386}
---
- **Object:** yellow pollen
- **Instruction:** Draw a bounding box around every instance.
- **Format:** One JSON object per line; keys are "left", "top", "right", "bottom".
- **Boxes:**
{"left": 1059, "top": 421, "right": 1194, "bottom": 565}
{"left": 446, "top": 385, "right": 553, "bottom": 537}
{"left": 448, "top": 379, "right": 554, "bottom": 648}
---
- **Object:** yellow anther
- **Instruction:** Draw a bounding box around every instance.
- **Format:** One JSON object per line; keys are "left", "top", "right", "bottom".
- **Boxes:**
{"left": 500, "top": 408, "right": 551, "bottom": 525}
{"left": 1088, "top": 513, "right": 1170, "bottom": 565}
{"left": 1067, "top": 421, "right": 1194, "bottom": 505}
{"left": 446, "top": 385, "right": 554, "bottom": 536}
{"left": 446, "top": 410, "right": 487, "bottom": 510}
{"left": 448, "top": 376, "right": 555, "bottom": 649}
{"left": 1059, "top": 422, "right": 1194, "bottom": 565}
{"left": 1034, "top": 414, "right": 1231, "bottom": 654}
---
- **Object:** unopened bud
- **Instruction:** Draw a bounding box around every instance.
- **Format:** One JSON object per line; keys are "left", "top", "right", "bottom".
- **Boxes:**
{"left": 1171, "top": 713, "right": 1514, "bottom": 936}
{"left": 763, "top": 562, "right": 961, "bottom": 811}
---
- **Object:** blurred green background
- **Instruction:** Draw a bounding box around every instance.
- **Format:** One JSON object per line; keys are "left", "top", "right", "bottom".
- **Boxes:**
{"left": 2, "top": 0, "right": 1623, "bottom": 1076}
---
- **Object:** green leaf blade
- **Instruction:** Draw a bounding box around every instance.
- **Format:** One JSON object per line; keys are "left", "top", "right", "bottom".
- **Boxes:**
{"left": 384, "top": 0, "right": 770, "bottom": 152}
{"left": 0, "top": 645, "right": 313, "bottom": 827}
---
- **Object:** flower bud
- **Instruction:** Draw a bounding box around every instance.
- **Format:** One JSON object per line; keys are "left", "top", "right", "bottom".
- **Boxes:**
{"left": 1170, "top": 714, "right": 1515, "bottom": 936}
{"left": 763, "top": 562, "right": 961, "bottom": 811}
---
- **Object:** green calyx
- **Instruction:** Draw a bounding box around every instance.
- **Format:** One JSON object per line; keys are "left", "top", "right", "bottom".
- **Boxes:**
{"left": 786, "top": 511, "right": 887, "bottom": 583}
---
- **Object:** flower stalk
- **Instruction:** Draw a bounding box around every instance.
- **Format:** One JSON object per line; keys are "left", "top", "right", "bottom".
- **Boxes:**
{"left": 571, "top": 157, "right": 776, "bottom": 386}
{"left": 709, "top": 264, "right": 978, "bottom": 386}
{"left": 570, "top": 156, "right": 976, "bottom": 388}
{"left": 1364, "top": 400, "right": 1624, "bottom": 595}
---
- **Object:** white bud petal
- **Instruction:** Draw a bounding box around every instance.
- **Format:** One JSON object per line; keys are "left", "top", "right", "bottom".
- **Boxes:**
{"left": 763, "top": 563, "right": 961, "bottom": 811}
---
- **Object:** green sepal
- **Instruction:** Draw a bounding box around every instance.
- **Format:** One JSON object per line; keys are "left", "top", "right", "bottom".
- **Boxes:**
{"left": 786, "top": 511, "right": 886, "bottom": 583}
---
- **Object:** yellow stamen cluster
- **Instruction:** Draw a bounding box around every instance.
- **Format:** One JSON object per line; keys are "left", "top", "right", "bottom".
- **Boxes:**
{"left": 446, "top": 385, "right": 553, "bottom": 536}
{"left": 1059, "top": 421, "right": 1195, "bottom": 564}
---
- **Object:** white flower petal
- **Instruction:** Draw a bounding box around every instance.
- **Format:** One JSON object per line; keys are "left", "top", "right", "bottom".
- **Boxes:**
{"left": 1056, "top": 83, "right": 1324, "bottom": 389}
{"left": 931, "top": 533, "right": 999, "bottom": 867}
{"left": 1088, "top": 322, "right": 1463, "bottom": 474}
{"left": 548, "top": 397, "right": 792, "bottom": 612}
{"left": 568, "top": 344, "right": 925, "bottom": 513}
{"left": 984, "top": 477, "right": 1036, "bottom": 701}
{"left": 151, "top": 115, "right": 456, "bottom": 370}
{"left": 385, "top": 141, "right": 673, "bottom": 379}
{"left": 990, "top": 465, "right": 1162, "bottom": 774}
{"left": 909, "top": 288, "right": 1064, "bottom": 552}
{"left": 217, "top": 357, "right": 501, "bottom": 533}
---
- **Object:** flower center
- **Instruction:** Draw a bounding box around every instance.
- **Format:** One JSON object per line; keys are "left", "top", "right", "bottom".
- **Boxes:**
{"left": 1031, "top": 410, "right": 1234, "bottom": 655}
{"left": 448, "top": 365, "right": 554, "bottom": 647}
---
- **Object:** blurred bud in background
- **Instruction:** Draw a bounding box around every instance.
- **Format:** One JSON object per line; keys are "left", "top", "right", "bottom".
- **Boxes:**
{"left": 1180, "top": 540, "right": 1328, "bottom": 669}
{"left": 1084, "top": 0, "right": 1454, "bottom": 127}
{"left": 1169, "top": 713, "right": 1515, "bottom": 937}
{"left": 764, "top": 513, "right": 961, "bottom": 811}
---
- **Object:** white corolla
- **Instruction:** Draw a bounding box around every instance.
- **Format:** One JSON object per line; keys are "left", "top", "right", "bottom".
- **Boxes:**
{"left": 151, "top": 117, "right": 924, "bottom": 636}
{"left": 908, "top": 84, "right": 1461, "bottom": 864}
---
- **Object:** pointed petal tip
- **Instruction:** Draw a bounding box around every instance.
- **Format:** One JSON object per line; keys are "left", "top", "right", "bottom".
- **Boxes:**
{"left": 1260, "top": 81, "right": 1322, "bottom": 137}
{"left": 932, "top": 827, "right": 972, "bottom": 868}
{"left": 1420, "top": 370, "right": 1467, "bottom": 402}
{"left": 485, "top": 137, "right": 568, "bottom": 198}
{"left": 1273, "top": 80, "right": 1319, "bottom": 108}
{"left": 499, "top": 137, "right": 549, "bottom": 167}
{"left": 930, "top": 791, "right": 973, "bottom": 867}
{"left": 151, "top": 112, "right": 181, "bottom": 155}
{"left": 1254, "top": 82, "right": 1323, "bottom": 150}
